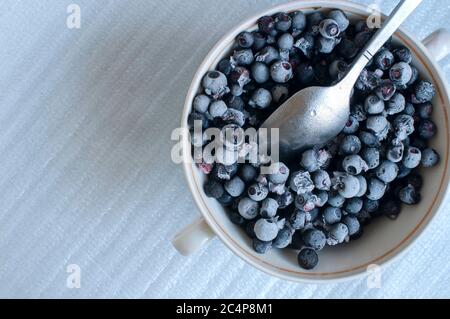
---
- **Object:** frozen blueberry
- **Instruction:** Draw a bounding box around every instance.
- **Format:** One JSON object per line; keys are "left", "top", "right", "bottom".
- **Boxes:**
{"left": 408, "top": 66, "right": 419, "bottom": 86}
{"left": 343, "top": 216, "right": 360, "bottom": 236}
{"left": 328, "top": 191, "right": 346, "bottom": 208}
{"left": 407, "top": 174, "right": 423, "bottom": 189}
{"left": 382, "top": 199, "right": 402, "bottom": 220}
{"left": 209, "top": 100, "right": 228, "bottom": 118}
{"left": 233, "top": 49, "right": 254, "bottom": 66}
{"left": 258, "top": 16, "right": 276, "bottom": 35}
{"left": 337, "top": 38, "right": 358, "bottom": 59}
{"left": 307, "top": 11, "right": 324, "bottom": 29}
{"left": 323, "top": 206, "right": 342, "bottom": 225}
{"left": 319, "top": 19, "right": 340, "bottom": 39}
{"left": 245, "top": 220, "right": 257, "bottom": 238}
{"left": 340, "top": 135, "right": 362, "bottom": 155}
{"left": 327, "top": 223, "right": 349, "bottom": 245}
{"left": 302, "top": 229, "right": 326, "bottom": 251}
{"left": 295, "top": 62, "right": 315, "bottom": 85}
{"left": 295, "top": 193, "right": 317, "bottom": 212}
{"left": 260, "top": 198, "right": 279, "bottom": 218}
{"left": 364, "top": 199, "right": 380, "bottom": 213}
{"left": 413, "top": 81, "right": 436, "bottom": 103}
{"left": 301, "top": 149, "right": 330, "bottom": 172}
{"left": 343, "top": 116, "right": 360, "bottom": 134}
{"left": 211, "top": 163, "right": 238, "bottom": 181}
{"left": 338, "top": 174, "right": 361, "bottom": 198}
{"left": 248, "top": 183, "right": 269, "bottom": 201}
{"left": 268, "top": 162, "right": 290, "bottom": 184}
{"left": 252, "top": 31, "right": 266, "bottom": 51}
{"left": 222, "top": 108, "right": 246, "bottom": 127}
{"left": 417, "top": 102, "right": 433, "bottom": 120}
{"left": 345, "top": 198, "right": 363, "bottom": 215}
{"left": 294, "top": 33, "right": 315, "bottom": 57}
{"left": 376, "top": 79, "right": 396, "bottom": 101}
{"left": 351, "top": 103, "right": 368, "bottom": 122}
{"left": 404, "top": 102, "right": 416, "bottom": 116}
{"left": 291, "top": 11, "right": 307, "bottom": 33}
{"left": 193, "top": 94, "right": 210, "bottom": 113}
{"left": 342, "top": 155, "right": 369, "bottom": 175}
{"left": 374, "top": 49, "right": 394, "bottom": 70}
{"left": 356, "top": 69, "right": 381, "bottom": 92}
{"left": 254, "top": 218, "right": 279, "bottom": 241}
{"left": 328, "top": 9, "right": 349, "bottom": 32}
{"left": 421, "top": 148, "right": 440, "bottom": 167}
{"left": 225, "top": 95, "right": 245, "bottom": 111}
{"left": 271, "top": 85, "right": 289, "bottom": 104}
{"left": 313, "top": 170, "right": 331, "bottom": 191}
{"left": 376, "top": 160, "right": 399, "bottom": 183}
{"left": 389, "top": 62, "right": 412, "bottom": 86}
{"left": 364, "top": 95, "right": 385, "bottom": 115}
{"left": 230, "top": 66, "right": 251, "bottom": 87}
{"left": 274, "top": 12, "right": 292, "bottom": 32}
{"left": 393, "top": 114, "right": 415, "bottom": 141}
{"left": 361, "top": 147, "right": 380, "bottom": 169}
{"left": 290, "top": 170, "right": 315, "bottom": 195}
{"left": 356, "top": 175, "right": 368, "bottom": 197}
{"left": 329, "top": 60, "right": 348, "bottom": 80}
{"left": 237, "top": 31, "right": 254, "bottom": 48}
{"left": 354, "top": 31, "right": 373, "bottom": 48}
{"left": 270, "top": 61, "right": 293, "bottom": 83}
{"left": 386, "top": 139, "right": 405, "bottom": 163}
{"left": 224, "top": 176, "right": 246, "bottom": 197}
{"left": 251, "top": 62, "right": 270, "bottom": 84}
{"left": 217, "top": 59, "right": 233, "bottom": 76}
{"left": 239, "top": 165, "right": 258, "bottom": 183}
{"left": 249, "top": 88, "right": 272, "bottom": 109}
{"left": 386, "top": 93, "right": 406, "bottom": 115}
{"left": 317, "top": 36, "right": 339, "bottom": 54}
{"left": 290, "top": 209, "right": 307, "bottom": 230}
{"left": 402, "top": 147, "right": 422, "bottom": 169}
{"left": 188, "top": 111, "right": 209, "bottom": 129}
{"left": 276, "top": 190, "right": 294, "bottom": 209}
{"left": 397, "top": 164, "right": 412, "bottom": 179}
{"left": 253, "top": 238, "right": 272, "bottom": 254}
{"left": 399, "top": 185, "right": 421, "bottom": 205}
{"left": 393, "top": 46, "right": 412, "bottom": 63}
{"left": 229, "top": 211, "right": 245, "bottom": 225}
{"left": 256, "top": 46, "right": 280, "bottom": 64}
{"left": 366, "top": 116, "right": 389, "bottom": 139}
{"left": 238, "top": 197, "right": 259, "bottom": 220}
{"left": 314, "top": 190, "right": 329, "bottom": 208}
{"left": 366, "top": 178, "right": 387, "bottom": 201}
{"left": 418, "top": 120, "right": 437, "bottom": 140}
{"left": 204, "top": 179, "right": 224, "bottom": 199}
{"left": 202, "top": 71, "right": 229, "bottom": 98}
{"left": 278, "top": 33, "right": 294, "bottom": 51}
{"left": 217, "top": 192, "right": 234, "bottom": 206}
{"left": 273, "top": 227, "right": 293, "bottom": 249}
{"left": 297, "top": 248, "right": 319, "bottom": 270}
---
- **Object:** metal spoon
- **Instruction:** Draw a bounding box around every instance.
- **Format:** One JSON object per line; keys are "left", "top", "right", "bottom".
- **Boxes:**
{"left": 261, "top": 0, "right": 423, "bottom": 161}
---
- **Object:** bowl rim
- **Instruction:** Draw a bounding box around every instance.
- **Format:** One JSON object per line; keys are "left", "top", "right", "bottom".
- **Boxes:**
{"left": 180, "top": 0, "right": 450, "bottom": 283}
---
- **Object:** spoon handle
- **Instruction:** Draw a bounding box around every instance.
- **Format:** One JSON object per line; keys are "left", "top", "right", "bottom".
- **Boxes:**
{"left": 340, "top": 0, "right": 423, "bottom": 88}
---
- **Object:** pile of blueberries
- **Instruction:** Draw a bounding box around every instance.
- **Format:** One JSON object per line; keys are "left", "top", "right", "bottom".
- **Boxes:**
{"left": 189, "top": 9, "right": 440, "bottom": 270}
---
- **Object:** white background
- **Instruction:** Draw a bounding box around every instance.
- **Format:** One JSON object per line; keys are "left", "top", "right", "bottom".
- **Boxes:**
{"left": 0, "top": 0, "right": 449, "bottom": 298}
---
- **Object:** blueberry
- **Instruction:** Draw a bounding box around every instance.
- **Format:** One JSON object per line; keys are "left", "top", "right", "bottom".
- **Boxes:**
{"left": 193, "top": 94, "right": 210, "bottom": 113}
{"left": 273, "top": 227, "right": 293, "bottom": 249}
{"left": 297, "top": 248, "right": 319, "bottom": 270}
{"left": 386, "top": 139, "right": 405, "bottom": 163}
{"left": 248, "top": 183, "right": 269, "bottom": 201}
{"left": 328, "top": 191, "right": 345, "bottom": 208}
{"left": 399, "top": 185, "right": 421, "bottom": 205}
{"left": 417, "top": 102, "right": 433, "bottom": 119}
{"left": 260, "top": 198, "right": 279, "bottom": 218}
{"left": 291, "top": 11, "right": 307, "bottom": 33}
{"left": 222, "top": 108, "right": 246, "bottom": 127}
{"left": 245, "top": 220, "right": 257, "bottom": 238}
{"left": 268, "top": 162, "right": 290, "bottom": 184}
{"left": 236, "top": 31, "right": 254, "bottom": 49}
{"left": 294, "top": 33, "right": 315, "bottom": 57}
{"left": 295, "top": 62, "right": 315, "bottom": 85}
{"left": 319, "top": 19, "right": 340, "bottom": 39}
{"left": 209, "top": 100, "right": 228, "bottom": 118}
{"left": 277, "top": 33, "right": 294, "bottom": 51}
{"left": 338, "top": 174, "right": 361, "bottom": 198}
{"left": 233, "top": 49, "right": 254, "bottom": 66}
{"left": 302, "top": 229, "right": 326, "bottom": 251}
{"left": 361, "top": 147, "right": 380, "bottom": 169}
{"left": 345, "top": 198, "right": 363, "bottom": 215}
{"left": 275, "top": 190, "right": 294, "bottom": 209}
{"left": 374, "top": 49, "right": 394, "bottom": 70}
{"left": 393, "top": 46, "right": 412, "bottom": 63}
{"left": 386, "top": 93, "right": 406, "bottom": 115}
{"left": 366, "top": 178, "right": 387, "bottom": 201}
{"left": 381, "top": 199, "right": 402, "bottom": 220}
{"left": 204, "top": 179, "right": 225, "bottom": 199}
{"left": 421, "top": 148, "right": 440, "bottom": 167}
{"left": 343, "top": 116, "right": 360, "bottom": 134}
{"left": 408, "top": 66, "right": 419, "bottom": 86}
{"left": 364, "top": 198, "right": 380, "bottom": 213}
{"left": 271, "top": 85, "right": 289, "bottom": 104}
{"left": 375, "top": 79, "right": 396, "bottom": 101}
{"left": 359, "top": 131, "right": 380, "bottom": 147}
{"left": 323, "top": 206, "right": 342, "bottom": 225}
{"left": 393, "top": 114, "right": 415, "bottom": 141}
{"left": 230, "top": 84, "right": 244, "bottom": 97}
{"left": 407, "top": 174, "right": 423, "bottom": 189}
{"left": 375, "top": 160, "right": 399, "bottom": 183}
{"left": 343, "top": 155, "right": 369, "bottom": 175}
{"left": 314, "top": 190, "right": 329, "bottom": 208}
{"left": 211, "top": 163, "right": 238, "bottom": 181}
{"left": 249, "top": 88, "right": 272, "bottom": 109}
{"left": 294, "top": 193, "right": 317, "bottom": 212}
{"left": 255, "top": 46, "right": 280, "bottom": 64}
{"left": 307, "top": 11, "right": 324, "bottom": 30}
{"left": 251, "top": 62, "right": 270, "bottom": 84}
{"left": 327, "top": 223, "right": 349, "bottom": 245}
{"left": 366, "top": 115, "right": 389, "bottom": 139}
{"left": 411, "top": 138, "right": 427, "bottom": 150}
{"left": 317, "top": 36, "right": 339, "bottom": 54}
{"left": 343, "top": 215, "right": 360, "bottom": 236}
{"left": 301, "top": 149, "right": 330, "bottom": 172}
{"left": 413, "top": 81, "right": 436, "bottom": 103}
{"left": 253, "top": 238, "right": 272, "bottom": 254}
{"left": 217, "top": 59, "right": 233, "bottom": 76}
{"left": 254, "top": 218, "right": 279, "bottom": 241}
{"left": 270, "top": 61, "right": 293, "bottom": 83}
{"left": 225, "top": 95, "right": 245, "bottom": 111}
{"left": 351, "top": 103, "right": 368, "bottom": 122}
{"left": 202, "top": 71, "right": 229, "bottom": 98}
{"left": 337, "top": 38, "right": 358, "bottom": 59}
{"left": 313, "top": 170, "right": 331, "bottom": 191}
{"left": 404, "top": 102, "right": 416, "bottom": 116}
{"left": 389, "top": 62, "right": 412, "bottom": 86}
{"left": 356, "top": 69, "right": 381, "bottom": 92}
{"left": 402, "top": 147, "right": 422, "bottom": 169}
{"left": 364, "top": 94, "right": 385, "bottom": 115}
{"left": 273, "top": 12, "right": 291, "bottom": 32}
{"left": 230, "top": 66, "right": 251, "bottom": 87}
{"left": 418, "top": 120, "right": 437, "bottom": 139}
{"left": 252, "top": 31, "right": 266, "bottom": 51}
{"left": 229, "top": 211, "right": 245, "bottom": 225}
{"left": 339, "top": 135, "right": 361, "bottom": 156}
{"left": 356, "top": 175, "right": 368, "bottom": 197}
{"left": 328, "top": 9, "right": 349, "bottom": 32}
{"left": 329, "top": 60, "right": 348, "bottom": 80}
{"left": 258, "top": 16, "right": 276, "bottom": 35}
{"left": 224, "top": 176, "right": 246, "bottom": 197}
{"left": 290, "top": 209, "right": 307, "bottom": 230}
{"left": 217, "top": 192, "right": 234, "bottom": 206}
{"left": 188, "top": 111, "right": 209, "bottom": 129}
{"left": 238, "top": 197, "right": 259, "bottom": 220}
{"left": 354, "top": 31, "right": 373, "bottom": 48}
{"left": 397, "top": 164, "right": 412, "bottom": 179}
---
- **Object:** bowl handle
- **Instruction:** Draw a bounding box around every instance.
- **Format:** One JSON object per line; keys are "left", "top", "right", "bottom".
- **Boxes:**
{"left": 423, "top": 29, "right": 450, "bottom": 62}
{"left": 172, "top": 217, "right": 216, "bottom": 256}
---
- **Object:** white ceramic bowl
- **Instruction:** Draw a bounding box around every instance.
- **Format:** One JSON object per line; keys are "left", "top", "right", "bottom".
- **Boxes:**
{"left": 173, "top": 0, "right": 450, "bottom": 282}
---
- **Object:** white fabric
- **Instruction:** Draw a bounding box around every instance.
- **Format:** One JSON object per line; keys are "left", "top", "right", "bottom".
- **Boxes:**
{"left": 0, "top": 0, "right": 449, "bottom": 298}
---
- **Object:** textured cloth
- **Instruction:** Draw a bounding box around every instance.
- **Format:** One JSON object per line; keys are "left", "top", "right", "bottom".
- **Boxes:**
{"left": 0, "top": 0, "right": 449, "bottom": 298}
